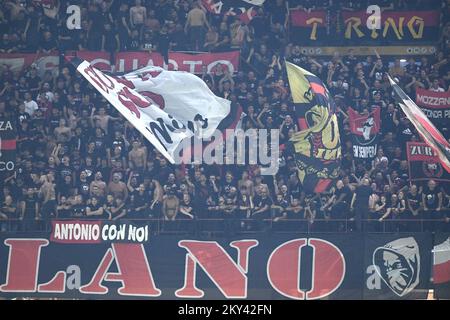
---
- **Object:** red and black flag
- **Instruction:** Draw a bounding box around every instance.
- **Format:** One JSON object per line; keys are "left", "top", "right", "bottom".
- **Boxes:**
{"left": 415, "top": 87, "right": 450, "bottom": 131}
{"left": 348, "top": 107, "right": 381, "bottom": 159}
{"left": 290, "top": 9, "right": 327, "bottom": 43}
{"left": 0, "top": 117, "right": 16, "bottom": 175}
{"left": 406, "top": 142, "right": 450, "bottom": 183}
{"left": 285, "top": 62, "right": 341, "bottom": 194}
{"left": 433, "top": 234, "right": 450, "bottom": 299}
{"left": 202, "top": 0, "right": 265, "bottom": 24}
{"left": 389, "top": 76, "right": 450, "bottom": 173}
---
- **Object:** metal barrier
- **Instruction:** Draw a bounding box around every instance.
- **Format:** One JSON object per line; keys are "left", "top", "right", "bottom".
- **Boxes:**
{"left": 1, "top": 217, "right": 448, "bottom": 235}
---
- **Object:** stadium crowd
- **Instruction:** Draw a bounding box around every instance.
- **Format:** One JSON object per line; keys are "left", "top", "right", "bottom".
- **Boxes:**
{"left": 0, "top": 0, "right": 450, "bottom": 234}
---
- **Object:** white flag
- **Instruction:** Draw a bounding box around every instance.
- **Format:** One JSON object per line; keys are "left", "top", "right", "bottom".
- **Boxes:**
{"left": 74, "top": 59, "right": 233, "bottom": 164}
{"left": 121, "top": 66, "right": 231, "bottom": 139}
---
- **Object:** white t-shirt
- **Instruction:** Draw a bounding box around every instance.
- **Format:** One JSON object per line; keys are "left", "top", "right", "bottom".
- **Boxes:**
{"left": 38, "top": 91, "right": 55, "bottom": 103}
{"left": 24, "top": 100, "right": 39, "bottom": 116}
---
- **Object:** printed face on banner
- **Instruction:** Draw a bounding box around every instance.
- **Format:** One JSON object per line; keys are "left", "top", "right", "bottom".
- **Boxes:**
{"left": 372, "top": 237, "right": 420, "bottom": 297}
{"left": 422, "top": 161, "right": 443, "bottom": 178}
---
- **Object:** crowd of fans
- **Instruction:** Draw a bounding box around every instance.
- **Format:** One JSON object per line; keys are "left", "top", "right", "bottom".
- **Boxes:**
{"left": 0, "top": 0, "right": 450, "bottom": 235}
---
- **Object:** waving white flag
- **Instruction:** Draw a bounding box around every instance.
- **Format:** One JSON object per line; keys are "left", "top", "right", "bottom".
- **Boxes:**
{"left": 121, "top": 65, "right": 232, "bottom": 139}
{"left": 73, "top": 59, "right": 237, "bottom": 164}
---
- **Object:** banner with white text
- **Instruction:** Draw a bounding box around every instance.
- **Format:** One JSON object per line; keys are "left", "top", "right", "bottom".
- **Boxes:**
{"left": 415, "top": 88, "right": 450, "bottom": 128}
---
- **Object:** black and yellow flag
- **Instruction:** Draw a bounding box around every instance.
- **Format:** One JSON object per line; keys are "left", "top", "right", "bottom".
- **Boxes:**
{"left": 285, "top": 62, "right": 341, "bottom": 193}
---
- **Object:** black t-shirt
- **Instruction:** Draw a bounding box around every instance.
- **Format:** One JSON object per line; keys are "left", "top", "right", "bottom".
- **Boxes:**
{"left": 253, "top": 196, "right": 273, "bottom": 213}
{"left": 86, "top": 203, "right": 107, "bottom": 219}
{"left": 335, "top": 186, "right": 352, "bottom": 205}
{"left": 58, "top": 182, "right": 73, "bottom": 199}
{"left": 194, "top": 182, "right": 210, "bottom": 208}
{"left": 423, "top": 187, "right": 441, "bottom": 210}
{"left": 381, "top": 110, "right": 396, "bottom": 134}
{"left": 131, "top": 192, "right": 148, "bottom": 209}
{"left": 17, "top": 111, "right": 31, "bottom": 126}
{"left": 78, "top": 165, "right": 96, "bottom": 181}
{"left": 371, "top": 65, "right": 388, "bottom": 82}
{"left": 92, "top": 136, "right": 107, "bottom": 156}
{"left": 87, "top": 30, "right": 103, "bottom": 51}
{"left": 57, "top": 164, "right": 73, "bottom": 184}
{"left": 111, "top": 205, "right": 126, "bottom": 220}
{"left": 22, "top": 196, "right": 37, "bottom": 220}
{"left": 40, "top": 37, "right": 57, "bottom": 51}
{"left": 221, "top": 180, "right": 236, "bottom": 196}
{"left": 267, "top": 2, "right": 287, "bottom": 25}
{"left": 381, "top": 139, "right": 400, "bottom": 160}
{"left": 290, "top": 184, "right": 302, "bottom": 200}
{"left": 0, "top": 203, "right": 17, "bottom": 219}
{"left": 26, "top": 75, "right": 41, "bottom": 92}
{"left": 117, "top": 11, "right": 130, "bottom": 33}
{"left": 57, "top": 205, "right": 71, "bottom": 219}
{"left": 103, "top": 29, "right": 118, "bottom": 52}
{"left": 406, "top": 62, "right": 420, "bottom": 76}
{"left": 89, "top": 11, "right": 104, "bottom": 31}
{"left": 158, "top": 31, "right": 170, "bottom": 54}
{"left": 343, "top": 55, "right": 358, "bottom": 71}
{"left": 109, "top": 137, "right": 126, "bottom": 155}
{"left": 247, "top": 78, "right": 258, "bottom": 92}
{"left": 72, "top": 204, "right": 86, "bottom": 218}
{"left": 58, "top": 27, "right": 80, "bottom": 50}
{"left": 398, "top": 167, "right": 409, "bottom": 181}
{"left": 354, "top": 185, "right": 372, "bottom": 207}
{"left": 273, "top": 199, "right": 289, "bottom": 218}
{"left": 49, "top": 114, "right": 61, "bottom": 131}
{"left": 407, "top": 192, "right": 422, "bottom": 211}
{"left": 236, "top": 88, "right": 248, "bottom": 105}
{"left": 443, "top": 193, "right": 450, "bottom": 212}
{"left": 156, "top": 165, "right": 174, "bottom": 183}
{"left": 179, "top": 202, "right": 194, "bottom": 219}
{"left": 78, "top": 180, "right": 90, "bottom": 197}
{"left": 289, "top": 53, "right": 308, "bottom": 69}
{"left": 397, "top": 123, "right": 414, "bottom": 145}
{"left": 16, "top": 83, "right": 29, "bottom": 100}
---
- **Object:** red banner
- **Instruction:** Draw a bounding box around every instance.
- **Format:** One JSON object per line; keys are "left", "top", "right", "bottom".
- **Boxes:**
{"left": 290, "top": 10, "right": 326, "bottom": 27}
{"left": 114, "top": 51, "right": 240, "bottom": 74}
{"left": 348, "top": 107, "right": 381, "bottom": 159}
{"left": 0, "top": 51, "right": 240, "bottom": 75}
{"left": 406, "top": 142, "right": 450, "bottom": 182}
{"left": 348, "top": 107, "right": 381, "bottom": 138}
{"left": 415, "top": 88, "right": 450, "bottom": 110}
{"left": 74, "top": 51, "right": 111, "bottom": 71}
{"left": 290, "top": 9, "right": 440, "bottom": 43}
{"left": 407, "top": 142, "right": 439, "bottom": 162}
{"left": 341, "top": 10, "right": 440, "bottom": 27}
{"left": 0, "top": 52, "right": 58, "bottom": 76}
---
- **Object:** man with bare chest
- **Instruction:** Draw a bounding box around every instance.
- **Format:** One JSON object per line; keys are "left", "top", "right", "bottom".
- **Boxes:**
{"left": 128, "top": 140, "right": 147, "bottom": 172}
{"left": 163, "top": 189, "right": 179, "bottom": 221}
{"left": 91, "top": 106, "right": 119, "bottom": 134}
{"left": 90, "top": 171, "right": 107, "bottom": 198}
{"left": 108, "top": 172, "right": 128, "bottom": 201}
